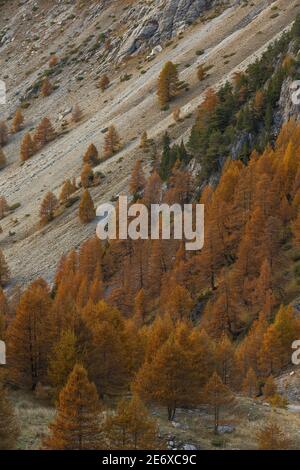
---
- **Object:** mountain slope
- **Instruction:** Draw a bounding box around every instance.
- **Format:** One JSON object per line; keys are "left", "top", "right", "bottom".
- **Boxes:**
{"left": 0, "top": 0, "right": 298, "bottom": 285}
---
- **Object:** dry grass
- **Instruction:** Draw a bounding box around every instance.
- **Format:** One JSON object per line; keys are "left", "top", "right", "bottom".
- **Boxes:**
{"left": 10, "top": 389, "right": 300, "bottom": 450}
{"left": 156, "top": 396, "right": 300, "bottom": 450}
{"left": 11, "top": 390, "right": 55, "bottom": 450}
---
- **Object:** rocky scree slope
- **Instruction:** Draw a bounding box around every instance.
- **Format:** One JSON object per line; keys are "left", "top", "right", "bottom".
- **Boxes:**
{"left": 0, "top": 0, "right": 296, "bottom": 286}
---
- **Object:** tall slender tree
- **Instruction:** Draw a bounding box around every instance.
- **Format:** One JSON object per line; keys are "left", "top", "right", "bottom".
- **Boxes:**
{"left": 157, "top": 61, "right": 179, "bottom": 108}
{"left": 103, "top": 125, "right": 121, "bottom": 159}
{"left": 79, "top": 190, "right": 95, "bottom": 224}
{"left": 7, "top": 281, "right": 53, "bottom": 389}
{"left": 20, "top": 133, "right": 35, "bottom": 161}
{"left": 203, "top": 372, "right": 235, "bottom": 434}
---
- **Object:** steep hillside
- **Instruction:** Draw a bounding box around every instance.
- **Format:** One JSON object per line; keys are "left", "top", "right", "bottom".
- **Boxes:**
{"left": 0, "top": 0, "right": 297, "bottom": 285}
{"left": 3, "top": 0, "right": 300, "bottom": 453}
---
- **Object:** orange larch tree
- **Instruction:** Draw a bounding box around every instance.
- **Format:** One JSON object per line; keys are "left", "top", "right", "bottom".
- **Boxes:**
{"left": 0, "top": 196, "right": 8, "bottom": 219}
{"left": 11, "top": 109, "right": 24, "bottom": 133}
{"left": 43, "top": 364, "right": 103, "bottom": 450}
{"left": 104, "top": 394, "right": 158, "bottom": 450}
{"left": 34, "top": 117, "right": 56, "bottom": 149}
{"left": 242, "top": 367, "right": 258, "bottom": 398}
{"left": 129, "top": 160, "right": 146, "bottom": 198}
{"left": 0, "top": 249, "right": 10, "bottom": 287}
{"left": 203, "top": 372, "right": 235, "bottom": 434}
{"left": 83, "top": 143, "right": 99, "bottom": 166}
{"left": 81, "top": 163, "right": 94, "bottom": 188}
{"left": 78, "top": 190, "right": 95, "bottom": 224}
{"left": 0, "top": 121, "right": 8, "bottom": 147}
{"left": 59, "top": 179, "right": 76, "bottom": 204}
{"left": 99, "top": 75, "right": 110, "bottom": 92}
{"left": 81, "top": 300, "right": 127, "bottom": 396}
{"left": 40, "top": 77, "right": 53, "bottom": 97}
{"left": 0, "top": 147, "right": 6, "bottom": 169}
{"left": 79, "top": 237, "right": 103, "bottom": 282}
{"left": 39, "top": 191, "right": 58, "bottom": 224}
{"left": 7, "top": 281, "right": 53, "bottom": 390}
{"left": 256, "top": 419, "right": 290, "bottom": 450}
{"left": 157, "top": 61, "right": 179, "bottom": 108}
{"left": 48, "top": 329, "right": 78, "bottom": 398}
{"left": 133, "top": 333, "right": 198, "bottom": 421}
{"left": 103, "top": 125, "right": 122, "bottom": 159}
{"left": 20, "top": 133, "right": 35, "bottom": 161}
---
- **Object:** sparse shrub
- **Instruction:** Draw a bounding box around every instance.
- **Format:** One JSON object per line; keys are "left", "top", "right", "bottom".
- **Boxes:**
{"left": 41, "top": 78, "right": 53, "bottom": 97}
{"left": 72, "top": 104, "right": 83, "bottom": 123}
{"left": 0, "top": 196, "right": 9, "bottom": 219}
{"left": 173, "top": 107, "right": 181, "bottom": 122}
{"left": 197, "top": 64, "right": 206, "bottom": 81}
{"left": 49, "top": 55, "right": 58, "bottom": 68}
{"left": 99, "top": 75, "right": 109, "bottom": 92}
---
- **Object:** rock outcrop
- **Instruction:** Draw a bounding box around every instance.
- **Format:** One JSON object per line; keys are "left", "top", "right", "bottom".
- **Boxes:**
{"left": 118, "top": 0, "right": 233, "bottom": 58}
{"left": 277, "top": 77, "right": 300, "bottom": 125}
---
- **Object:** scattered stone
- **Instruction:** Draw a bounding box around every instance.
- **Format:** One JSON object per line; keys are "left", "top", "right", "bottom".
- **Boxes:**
{"left": 217, "top": 424, "right": 235, "bottom": 434}
{"left": 182, "top": 443, "right": 198, "bottom": 450}
{"left": 171, "top": 421, "right": 181, "bottom": 428}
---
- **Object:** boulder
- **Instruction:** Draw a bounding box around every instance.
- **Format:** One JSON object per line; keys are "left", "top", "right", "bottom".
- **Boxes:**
{"left": 182, "top": 443, "right": 198, "bottom": 450}
{"left": 217, "top": 424, "right": 235, "bottom": 434}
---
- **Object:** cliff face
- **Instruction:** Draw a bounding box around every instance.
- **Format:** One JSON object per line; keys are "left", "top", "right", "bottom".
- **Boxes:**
{"left": 118, "top": 0, "right": 233, "bottom": 57}
{"left": 278, "top": 78, "right": 300, "bottom": 126}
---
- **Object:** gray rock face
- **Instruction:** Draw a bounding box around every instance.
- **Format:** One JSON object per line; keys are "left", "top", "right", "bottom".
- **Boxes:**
{"left": 182, "top": 443, "right": 198, "bottom": 450}
{"left": 278, "top": 77, "right": 300, "bottom": 125}
{"left": 276, "top": 370, "right": 300, "bottom": 403}
{"left": 119, "top": 0, "right": 232, "bottom": 58}
{"left": 217, "top": 424, "right": 235, "bottom": 434}
{"left": 159, "top": 0, "right": 217, "bottom": 40}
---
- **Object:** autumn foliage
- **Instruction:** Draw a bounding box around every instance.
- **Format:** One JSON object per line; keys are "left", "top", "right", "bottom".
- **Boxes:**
{"left": 39, "top": 192, "right": 58, "bottom": 224}
{"left": 4, "top": 27, "right": 300, "bottom": 450}
{"left": 44, "top": 364, "right": 102, "bottom": 450}
{"left": 157, "top": 61, "right": 179, "bottom": 108}
{"left": 20, "top": 133, "right": 35, "bottom": 161}
{"left": 83, "top": 143, "right": 99, "bottom": 166}
{"left": 103, "top": 125, "right": 122, "bottom": 159}
{"left": 11, "top": 109, "right": 24, "bottom": 133}
{"left": 34, "top": 117, "right": 56, "bottom": 149}
{"left": 79, "top": 189, "right": 95, "bottom": 223}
